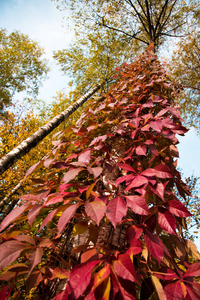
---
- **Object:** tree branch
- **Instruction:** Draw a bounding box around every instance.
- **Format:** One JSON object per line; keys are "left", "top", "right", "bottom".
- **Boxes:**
{"left": 100, "top": 22, "right": 149, "bottom": 44}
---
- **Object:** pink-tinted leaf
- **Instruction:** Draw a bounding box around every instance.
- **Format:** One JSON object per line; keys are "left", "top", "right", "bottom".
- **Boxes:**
{"left": 69, "top": 261, "right": 99, "bottom": 298}
{"left": 155, "top": 268, "right": 179, "bottom": 281}
{"left": 45, "top": 194, "right": 64, "bottom": 206}
{"left": 58, "top": 204, "right": 78, "bottom": 235}
{"left": 0, "top": 241, "right": 28, "bottom": 271}
{"left": 144, "top": 230, "right": 164, "bottom": 265}
{"left": 158, "top": 210, "right": 176, "bottom": 235}
{"left": 28, "top": 205, "right": 42, "bottom": 227}
{"left": 164, "top": 281, "right": 183, "bottom": 300}
{"left": 135, "top": 145, "right": 147, "bottom": 156}
{"left": 153, "top": 164, "right": 173, "bottom": 178}
{"left": 0, "top": 203, "right": 31, "bottom": 232}
{"left": 62, "top": 168, "right": 82, "bottom": 183}
{"left": 39, "top": 209, "right": 58, "bottom": 231}
{"left": 125, "top": 195, "right": 149, "bottom": 215}
{"left": 28, "top": 247, "right": 43, "bottom": 276}
{"left": 106, "top": 197, "right": 127, "bottom": 228}
{"left": 85, "top": 201, "right": 106, "bottom": 225}
{"left": 20, "top": 190, "right": 49, "bottom": 202}
{"left": 115, "top": 174, "right": 135, "bottom": 187}
{"left": 117, "top": 163, "right": 135, "bottom": 172}
{"left": 150, "top": 182, "right": 166, "bottom": 200}
{"left": 25, "top": 160, "right": 42, "bottom": 179}
{"left": 88, "top": 167, "right": 102, "bottom": 178}
{"left": 150, "top": 120, "right": 163, "bottom": 132}
{"left": 131, "top": 130, "right": 137, "bottom": 139}
{"left": 125, "top": 175, "right": 148, "bottom": 191}
{"left": 14, "top": 235, "right": 36, "bottom": 245}
{"left": 156, "top": 108, "right": 168, "bottom": 118}
{"left": 113, "top": 253, "right": 138, "bottom": 283}
{"left": 184, "top": 262, "right": 200, "bottom": 278}
{"left": 168, "top": 200, "right": 191, "bottom": 217}
{"left": 39, "top": 238, "right": 54, "bottom": 248}
{"left": 44, "top": 158, "right": 54, "bottom": 168}
{"left": 78, "top": 149, "right": 91, "bottom": 164}
{"left": 89, "top": 135, "right": 107, "bottom": 146}
{"left": 59, "top": 183, "right": 73, "bottom": 193}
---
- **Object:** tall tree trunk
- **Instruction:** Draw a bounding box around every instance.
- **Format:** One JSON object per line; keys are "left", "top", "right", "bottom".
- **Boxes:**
{"left": 0, "top": 84, "right": 101, "bottom": 175}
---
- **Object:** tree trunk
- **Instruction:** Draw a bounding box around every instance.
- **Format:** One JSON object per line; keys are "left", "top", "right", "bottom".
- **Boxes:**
{"left": 0, "top": 84, "right": 101, "bottom": 175}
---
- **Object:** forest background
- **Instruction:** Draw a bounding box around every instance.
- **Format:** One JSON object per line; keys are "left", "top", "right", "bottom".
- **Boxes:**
{"left": 0, "top": 0, "right": 200, "bottom": 249}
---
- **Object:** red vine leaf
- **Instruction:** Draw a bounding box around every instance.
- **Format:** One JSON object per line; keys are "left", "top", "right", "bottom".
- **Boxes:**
{"left": 58, "top": 203, "right": 78, "bottom": 235}
{"left": 85, "top": 201, "right": 106, "bottom": 225}
{"left": 106, "top": 197, "right": 127, "bottom": 228}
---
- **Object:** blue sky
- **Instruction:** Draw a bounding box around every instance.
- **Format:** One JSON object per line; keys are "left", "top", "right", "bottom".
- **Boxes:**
{"left": 1, "top": 0, "right": 200, "bottom": 246}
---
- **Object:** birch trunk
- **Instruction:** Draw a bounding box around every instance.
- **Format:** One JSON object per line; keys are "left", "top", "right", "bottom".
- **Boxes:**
{"left": 0, "top": 84, "right": 101, "bottom": 175}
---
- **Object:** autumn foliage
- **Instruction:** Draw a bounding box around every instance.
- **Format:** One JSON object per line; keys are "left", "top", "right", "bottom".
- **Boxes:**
{"left": 0, "top": 47, "right": 200, "bottom": 299}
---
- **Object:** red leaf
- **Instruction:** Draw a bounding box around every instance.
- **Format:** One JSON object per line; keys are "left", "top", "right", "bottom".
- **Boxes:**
{"left": 150, "top": 182, "right": 166, "bottom": 200}
{"left": 69, "top": 261, "right": 99, "bottom": 298}
{"left": 150, "top": 120, "right": 163, "bottom": 132}
{"left": 185, "top": 283, "right": 200, "bottom": 300}
{"left": 106, "top": 197, "right": 127, "bottom": 228}
{"left": 184, "top": 262, "right": 200, "bottom": 278}
{"left": 0, "top": 241, "right": 28, "bottom": 271}
{"left": 125, "top": 195, "right": 149, "bottom": 215}
{"left": 78, "top": 149, "right": 91, "bottom": 164}
{"left": 117, "top": 163, "right": 135, "bottom": 172}
{"left": 151, "top": 164, "right": 173, "bottom": 179}
{"left": 125, "top": 175, "right": 148, "bottom": 191}
{"left": 0, "top": 203, "right": 30, "bottom": 232}
{"left": 127, "top": 239, "right": 142, "bottom": 255}
{"left": 58, "top": 204, "right": 78, "bottom": 235}
{"left": 25, "top": 270, "right": 43, "bottom": 293}
{"left": 168, "top": 200, "right": 191, "bottom": 217}
{"left": 85, "top": 201, "right": 106, "bottom": 225}
{"left": 28, "top": 247, "right": 43, "bottom": 276}
{"left": 28, "top": 205, "right": 42, "bottom": 227}
{"left": 135, "top": 145, "right": 147, "bottom": 156}
{"left": 126, "top": 225, "right": 143, "bottom": 243}
{"left": 113, "top": 253, "right": 138, "bottom": 283}
{"left": 144, "top": 230, "right": 164, "bottom": 265}
{"left": 39, "top": 209, "right": 58, "bottom": 231}
{"left": 89, "top": 135, "right": 107, "bottom": 146}
{"left": 158, "top": 210, "right": 176, "bottom": 235}
{"left": 14, "top": 235, "right": 36, "bottom": 245}
{"left": 164, "top": 281, "right": 183, "bottom": 300}
{"left": 115, "top": 174, "right": 135, "bottom": 187}
{"left": 0, "top": 287, "right": 7, "bottom": 300}
{"left": 62, "top": 168, "right": 82, "bottom": 183}
{"left": 156, "top": 108, "right": 168, "bottom": 118}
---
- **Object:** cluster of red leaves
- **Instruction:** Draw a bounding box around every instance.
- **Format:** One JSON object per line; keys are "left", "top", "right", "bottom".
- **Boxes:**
{"left": 0, "top": 46, "right": 200, "bottom": 299}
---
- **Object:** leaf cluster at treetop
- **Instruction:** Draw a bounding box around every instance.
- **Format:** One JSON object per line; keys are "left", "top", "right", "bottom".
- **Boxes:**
{"left": 0, "top": 46, "right": 200, "bottom": 299}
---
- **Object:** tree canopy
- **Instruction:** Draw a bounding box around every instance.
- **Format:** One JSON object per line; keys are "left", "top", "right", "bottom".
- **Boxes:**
{"left": 0, "top": 28, "right": 49, "bottom": 114}
{"left": 53, "top": 0, "right": 200, "bottom": 131}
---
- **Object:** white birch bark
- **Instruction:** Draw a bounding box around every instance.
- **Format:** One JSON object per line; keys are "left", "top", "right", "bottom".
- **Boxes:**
{"left": 0, "top": 84, "right": 101, "bottom": 175}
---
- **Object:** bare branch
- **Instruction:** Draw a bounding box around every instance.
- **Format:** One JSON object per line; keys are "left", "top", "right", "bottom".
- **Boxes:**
{"left": 124, "top": 0, "right": 150, "bottom": 36}
{"left": 99, "top": 22, "right": 149, "bottom": 44}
